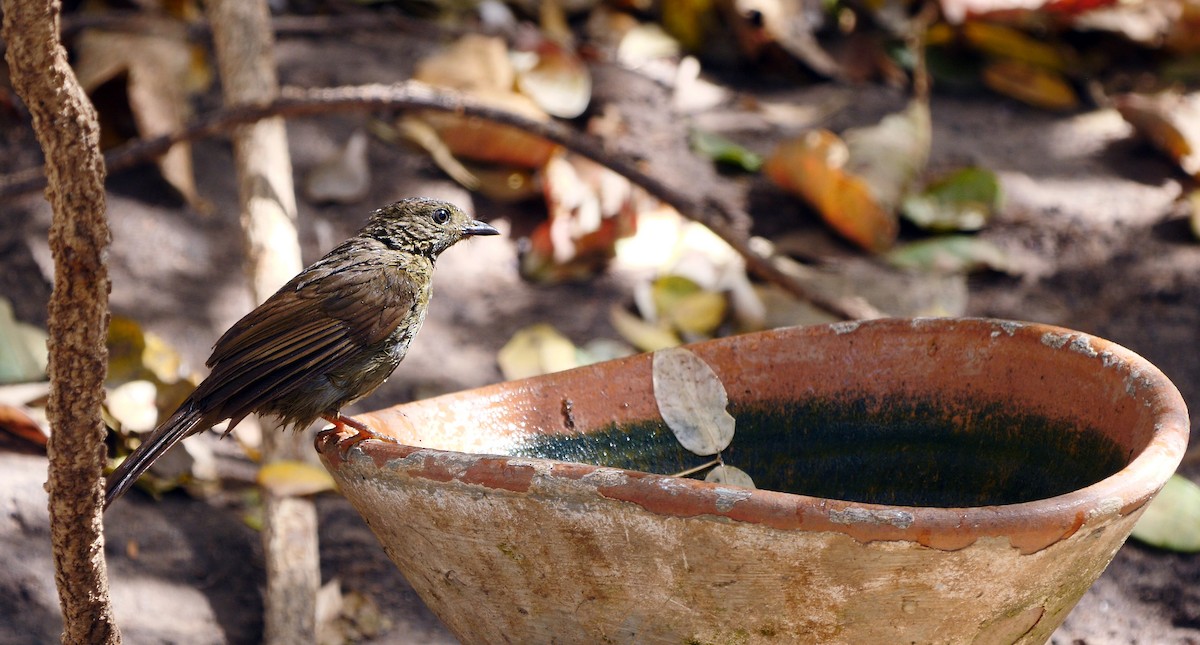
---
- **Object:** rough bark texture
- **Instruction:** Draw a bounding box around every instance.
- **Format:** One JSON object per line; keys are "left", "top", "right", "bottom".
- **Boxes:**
{"left": 1, "top": 1, "right": 119, "bottom": 643}
{"left": 203, "top": 0, "right": 319, "bottom": 642}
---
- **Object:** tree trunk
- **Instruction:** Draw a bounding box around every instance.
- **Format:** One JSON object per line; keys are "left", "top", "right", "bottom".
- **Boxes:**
{"left": 203, "top": 0, "right": 321, "bottom": 642}
{"left": 2, "top": 1, "right": 120, "bottom": 643}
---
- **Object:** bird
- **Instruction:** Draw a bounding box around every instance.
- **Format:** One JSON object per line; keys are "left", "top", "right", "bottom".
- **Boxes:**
{"left": 104, "top": 198, "right": 499, "bottom": 508}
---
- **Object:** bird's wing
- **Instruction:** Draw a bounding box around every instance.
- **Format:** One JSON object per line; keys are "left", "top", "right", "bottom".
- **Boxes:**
{"left": 193, "top": 239, "right": 426, "bottom": 419}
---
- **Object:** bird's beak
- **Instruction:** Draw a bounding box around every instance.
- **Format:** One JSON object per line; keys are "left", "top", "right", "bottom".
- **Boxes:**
{"left": 463, "top": 220, "right": 501, "bottom": 237}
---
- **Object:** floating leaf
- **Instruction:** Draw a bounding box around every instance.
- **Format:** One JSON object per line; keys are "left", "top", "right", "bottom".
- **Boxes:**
{"left": 884, "top": 236, "right": 1016, "bottom": 274}
{"left": 305, "top": 130, "right": 371, "bottom": 204}
{"left": 689, "top": 128, "right": 763, "bottom": 172}
{"left": 901, "top": 167, "right": 1001, "bottom": 232}
{"left": 1130, "top": 475, "right": 1200, "bottom": 552}
{"left": 982, "top": 59, "right": 1079, "bottom": 111}
{"left": 611, "top": 305, "right": 681, "bottom": 352}
{"left": 652, "top": 346, "right": 735, "bottom": 456}
{"left": 1116, "top": 91, "right": 1200, "bottom": 180}
{"left": 705, "top": 464, "right": 756, "bottom": 489}
{"left": 497, "top": 324, "right": 579, "bottom": 381}
{"left": 258, "top": 460, "right": 337, "bottom": 497}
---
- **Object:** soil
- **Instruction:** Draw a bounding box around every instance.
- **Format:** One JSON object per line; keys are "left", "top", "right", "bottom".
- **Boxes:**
{"left": 1, "top": 13, "right": 1198, "bottom": 645}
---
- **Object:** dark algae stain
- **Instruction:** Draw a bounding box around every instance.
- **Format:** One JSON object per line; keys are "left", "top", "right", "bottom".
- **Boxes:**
{"left": 511, "top": 396, "right": 1127, "bottom": 507}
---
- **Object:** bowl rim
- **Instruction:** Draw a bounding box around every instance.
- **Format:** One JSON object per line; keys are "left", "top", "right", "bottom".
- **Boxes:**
{"left": 319, "top": 318, "right": 1191, "bottom": 553}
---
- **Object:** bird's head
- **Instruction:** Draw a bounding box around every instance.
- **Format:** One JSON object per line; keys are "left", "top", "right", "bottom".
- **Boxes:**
{"left": 362, "top": 198, "right": 500, "bottom": 258}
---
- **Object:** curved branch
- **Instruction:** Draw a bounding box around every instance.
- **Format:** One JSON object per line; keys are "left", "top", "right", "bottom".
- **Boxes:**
{"left": 0, "top": 81, "right": 880, "bottom": 320}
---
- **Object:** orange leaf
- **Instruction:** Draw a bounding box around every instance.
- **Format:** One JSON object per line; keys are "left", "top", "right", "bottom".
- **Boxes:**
{"left": 982, "top": 60, "right": 1079, "bottom": 111}
{"left": 765, "top": 130, "right": 899, "bottom": 252}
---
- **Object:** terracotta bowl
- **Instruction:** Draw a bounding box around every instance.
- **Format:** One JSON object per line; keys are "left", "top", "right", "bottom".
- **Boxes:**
{"left": 316, "top": 318, "right": 1189, "bottom": 644}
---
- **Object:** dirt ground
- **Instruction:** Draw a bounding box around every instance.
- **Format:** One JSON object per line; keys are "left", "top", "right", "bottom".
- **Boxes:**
{"left": 1, "top": 17, "right": 1199, "bottom": 645}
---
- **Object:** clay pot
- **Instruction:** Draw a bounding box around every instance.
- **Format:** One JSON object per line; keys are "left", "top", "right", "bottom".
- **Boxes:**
{"left": 316, "top": 318, "right": 1189, "bottom": 644}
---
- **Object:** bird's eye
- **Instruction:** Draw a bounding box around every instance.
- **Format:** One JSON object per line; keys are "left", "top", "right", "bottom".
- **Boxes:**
{"left": 432, "top": 208, "right": 451, "bottom": 224}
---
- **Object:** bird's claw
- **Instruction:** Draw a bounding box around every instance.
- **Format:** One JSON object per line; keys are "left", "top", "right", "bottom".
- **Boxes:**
{"left": 322, "top": 413, "right": 396, "bottom": 460}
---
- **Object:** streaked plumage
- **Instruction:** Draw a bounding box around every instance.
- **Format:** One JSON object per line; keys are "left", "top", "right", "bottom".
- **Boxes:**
{"left": 105, "top": 198, "right": 499, "bottom": 508}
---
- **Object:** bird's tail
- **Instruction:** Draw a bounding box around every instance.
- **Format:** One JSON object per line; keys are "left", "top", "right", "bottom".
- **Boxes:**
{"left": 105, "top": 399, "right": 207, "bottom": 509}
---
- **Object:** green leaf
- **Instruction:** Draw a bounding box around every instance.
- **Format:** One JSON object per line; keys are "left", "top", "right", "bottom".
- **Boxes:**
{"left": 1130, "top": 475, "right": 1200, "bottom": 552}
{"left": 689, "top": 128, "right": 763, "bottom": 172}
{"left": 902, "top": 167, "right": 1001, "bottom": 232}
{"left": 884, "top": 236, "right": 1015, "bottom": 275}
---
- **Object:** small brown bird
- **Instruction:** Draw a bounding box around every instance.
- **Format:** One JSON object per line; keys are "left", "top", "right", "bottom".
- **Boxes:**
{"left": 105, "top": 198, "right": 499, "bottom": 508}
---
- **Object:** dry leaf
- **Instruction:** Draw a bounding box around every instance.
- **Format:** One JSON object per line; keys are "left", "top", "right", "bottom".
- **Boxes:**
{"left": 652, "top": 346, "right": 735, "bottom": 456}
{"left": 257, "top": 460, "right": 337, "bottom": 497}
{"left": 962, "top": 22, "right": 1072, "bottom": 72}
{"left": 0, "top": 297, "right": 47, "bottom": 384}
{"left": 982, "top": 59, "right": 1079, "bottom": 111}
{"left": 513, "top": 39, "right": 592, "bottom": 119}
{"left": 610, "top": 305, "right": 681, "bottom": 352}
{"left": 841, "top": 99, "right": 932, "bottom": 214}
{"left": 705, "top": 464, "right": 756, "bottom": 489}
{"left": 497, "top": 324, "right": 580, "bottom": 380}
{"left": 519, "top": 153, "right": 637, "bottom": 283}
{"left": 652, "top": 275, "right": 727, "bottom": 336}
{"left": 765, "top": 130, "right": 899, "bottom": 252}
{"left": 1116, "top": 91, "right": 1200, "bottom": 179}
{"left": 107, "top": 380, "right": 160, "bottom": 433}
{"left": 411, "top": 34, "right": 560, "bottom": 169}
{"left": 73, "top": 26, "right": 209, "bottom": 207}
{"left": 1130, "top": 475, "right": 1200, "bottom": 552}
{"left": 0, "top": 403, "right": 48, "bottom": 450}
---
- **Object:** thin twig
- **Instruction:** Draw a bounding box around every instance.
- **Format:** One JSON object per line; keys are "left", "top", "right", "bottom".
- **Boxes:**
{"left": 0, "top": 81, "right": 881, "bottom": 320}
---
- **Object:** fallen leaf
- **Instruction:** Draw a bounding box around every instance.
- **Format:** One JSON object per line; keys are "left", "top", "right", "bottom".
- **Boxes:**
{"left": 513, "top": 38, "right": 592, "bottom": 119}
{"left": 689, "top": 128, "right": 763, "bottom": 172}
{"left": 982, "top": 59, "right": 1079, "bottom": 111}
{"left": 652, "top": 346, "right": 735, "bottom": 456}
{"left": 652, "top": 275, "right": 728, "bottom": 336}
{"left": 765, "top": 130, "right": 899, "bottom": 252}
{"left": 1116, "top": 91, "right": 1200, "bottom": 179}
{"left": 704, "top": 463, "right": 756, "bottom": 489}
{"left": 0, "top": 403, "right": 48, "bottom": 450}
{"left": 1130, "top": 475, "right": 1200, "bottom": 552}
{"left": 884, "top": 235, "right": 1017, "bottom": 274}
{"left": 73, "top": 24, "right": 210, "bottom": 207}
{"left": 962, "top": 22, "right": 1072, "bottom": 71}
{"left": 610, "top": 305, "right": 681, "bottom": 352}
{"left": 901, "top": 167, "right": 1001, "bottom": 231}
{"left": 842, "top": 99, "right": 932, "bottom": 215}
{"left": 497, "top": 324, "right": 580, "bottom": 380}
{"left": 257, "top": 460, "right": 337, "bottom": 497}
{"left": 0, "top": 297, "right": 47, "bottom": 384}
{"left": 411, "top": 34, "right": 560, "bottom": 169}
{"left": 519, "top": 152, "right": 637, "bottom": 283}
{"left": 107, "top": 380, "right": 160, "bottom": 433}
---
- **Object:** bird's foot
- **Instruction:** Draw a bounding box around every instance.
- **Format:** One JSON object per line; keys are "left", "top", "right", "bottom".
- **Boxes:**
{"left": 322, "top": 414, "right": 396, "bottom": 459}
